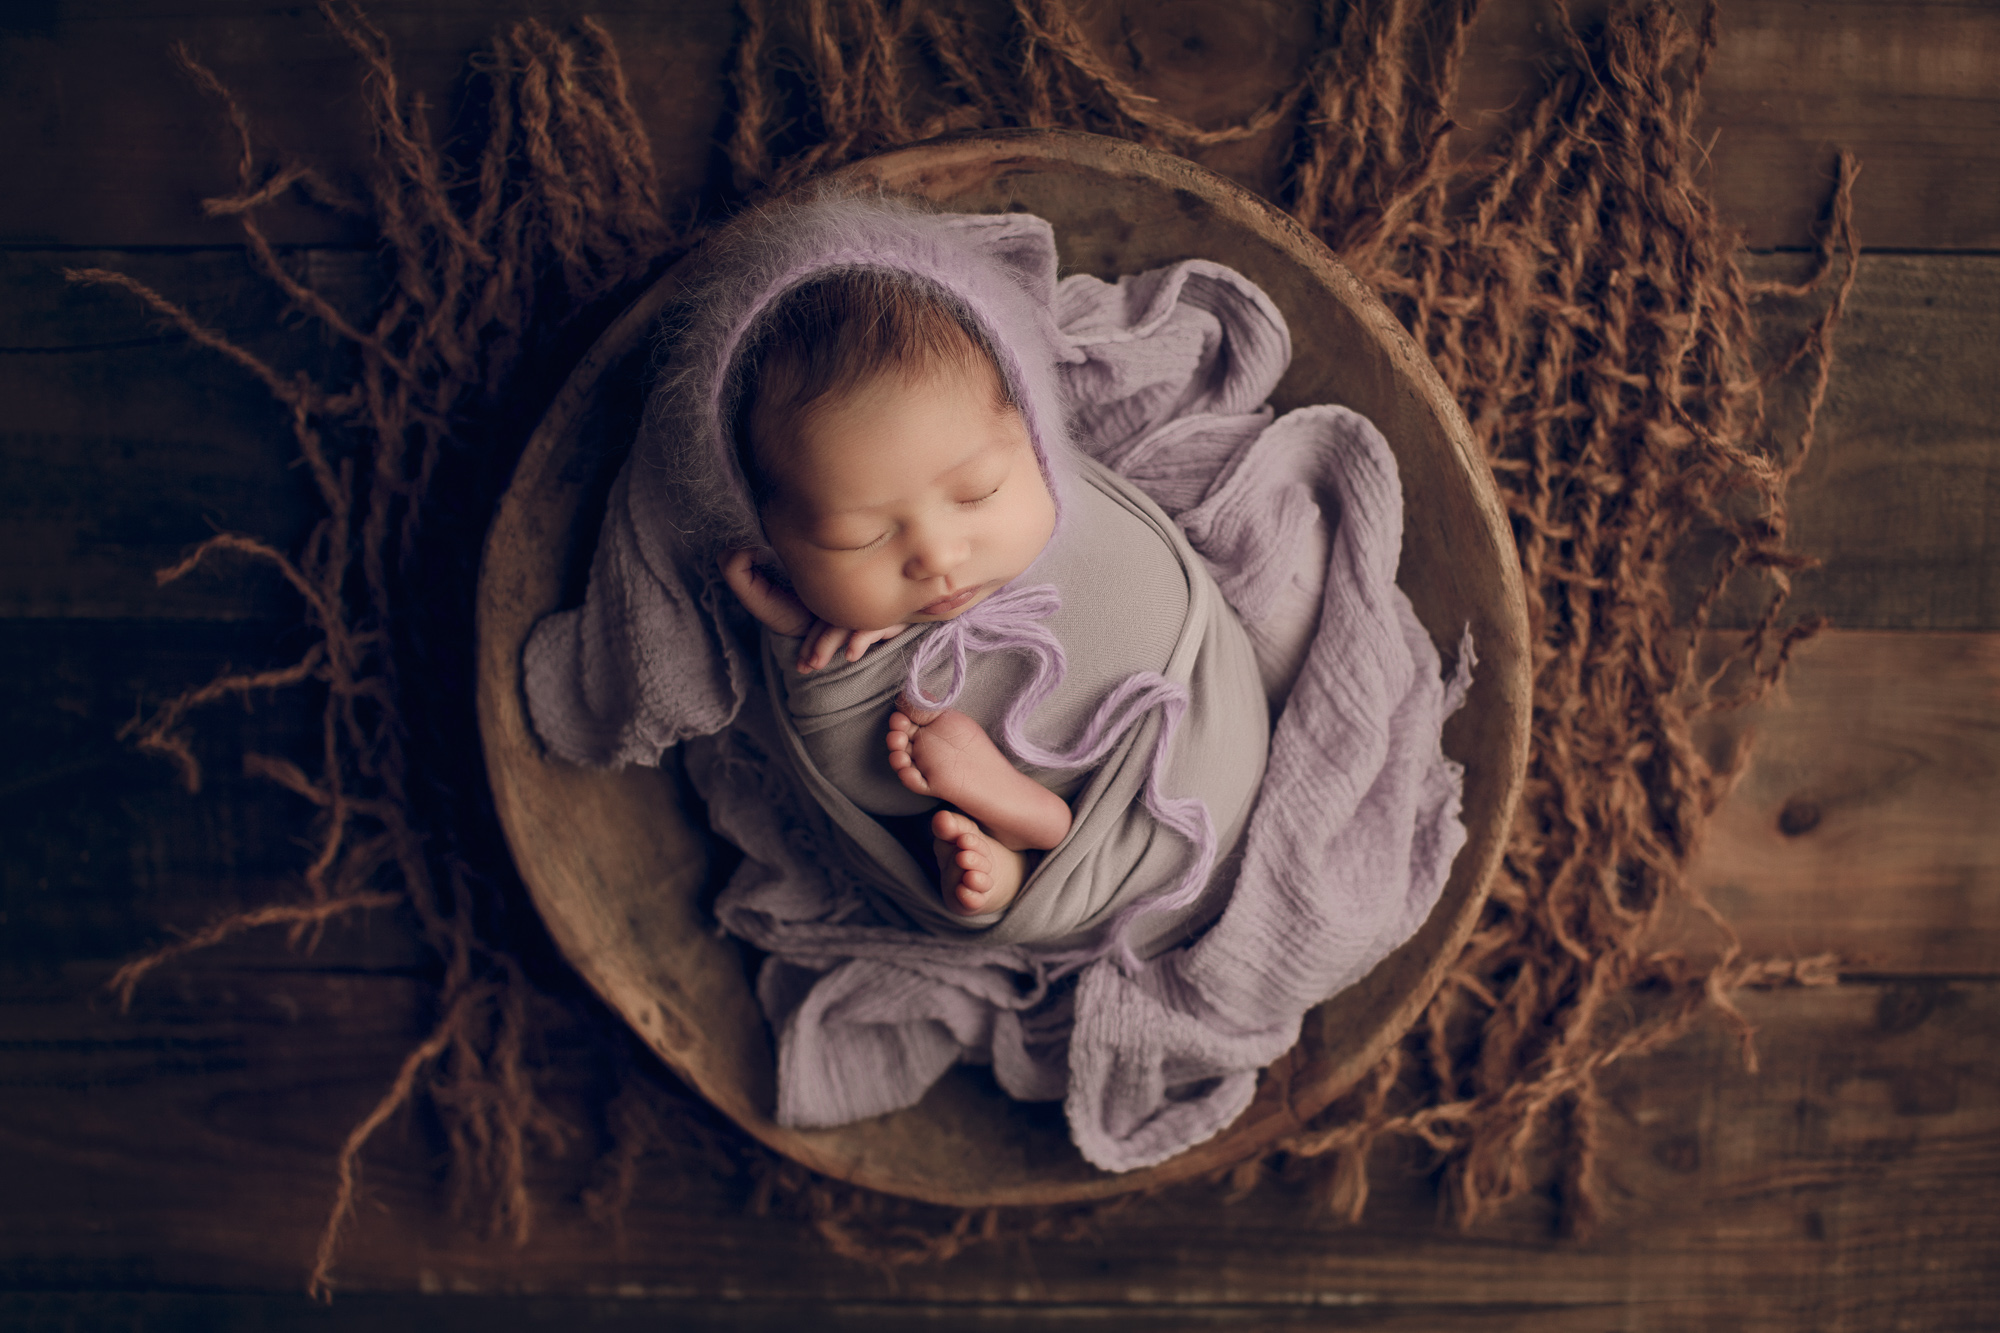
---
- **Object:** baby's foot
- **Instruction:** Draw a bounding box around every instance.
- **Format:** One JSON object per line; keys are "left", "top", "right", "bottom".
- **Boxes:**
{"left": 932, "top": 809, "right": 1027, "bottom": 916}
{"left": 886, "top": 694, "right": 1073, "bottom": 852}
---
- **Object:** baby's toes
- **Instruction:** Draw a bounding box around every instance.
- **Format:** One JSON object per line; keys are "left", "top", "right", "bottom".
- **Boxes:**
{"left": 955, "top": 871, "right": 993, "bottom": 912}
{"left": 885, "top": 715, "right": 926, "bottom": 783}
{"left": 891, "top": 752, "right": 929, "bottom": 792}
{"left": 955, "top": 838, "right": 991, "bottom": 876}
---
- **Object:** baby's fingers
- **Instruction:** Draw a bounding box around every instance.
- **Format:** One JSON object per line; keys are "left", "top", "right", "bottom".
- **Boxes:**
{"left": 722, "top": 549, "right": 812, "bottom": 637}
{"left": 797, "top": 620, "right": 850, "bottom": 673}
{"left": 842, "top": 622, "right": 911, "bottom": 661}
{"left": 797, "top": 621, "right": 910, "bottom": 671}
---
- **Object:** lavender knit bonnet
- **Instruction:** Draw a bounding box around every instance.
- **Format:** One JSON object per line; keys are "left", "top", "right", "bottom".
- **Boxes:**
{"left": 635, "top": 190, "right": 1084, "bottom": 563}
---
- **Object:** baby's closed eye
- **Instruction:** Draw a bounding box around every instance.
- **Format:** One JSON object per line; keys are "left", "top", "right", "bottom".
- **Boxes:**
{"left": 952, "top": 459, "right": 1010, "bottom": 505}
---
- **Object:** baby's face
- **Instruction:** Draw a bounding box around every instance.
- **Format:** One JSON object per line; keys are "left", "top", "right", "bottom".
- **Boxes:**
{"left": 756, "top": 355, "right": 1056, "bottom": 633}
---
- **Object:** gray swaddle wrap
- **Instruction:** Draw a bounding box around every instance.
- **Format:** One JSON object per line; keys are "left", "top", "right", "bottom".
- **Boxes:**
{"left": 767, "top": 454, "right": 1267, "bottom": 954}
{"left": 524, "top": 197, "right": 1469, "bottom": 1171}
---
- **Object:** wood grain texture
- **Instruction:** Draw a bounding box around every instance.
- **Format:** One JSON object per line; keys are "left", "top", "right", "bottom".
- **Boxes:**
{"left": 0, "top": 0, "right": 737, "bottom": 249}
{"left": 0, "top": 618, "right": 428, "bottom": 978}
{"left": 1732, "top": 253, "right": 2000, "bottom": 633}
{"left": 5, "top": 0, "right": 1992, "bottom": 250}
{"left": 0, "top": 249, "right": 371, "bottom": 620}
{"left": 1684, "top": 630, "right": 2000, "bottom": 976}
{"left": 0, "top": 1295, "right": 1825, "bottom": 1331}
{"left": 1698, "top": 0, "right": 2000, "bottom": 253}
{"left": 4, "top": 964, "right": 1994, "bottom": 1328}
{"left": 1061, "top": 0, "right": 1318, "bottom": 196}
{"left": 1451, "top": 0, "right": 2000, "bottom": 251}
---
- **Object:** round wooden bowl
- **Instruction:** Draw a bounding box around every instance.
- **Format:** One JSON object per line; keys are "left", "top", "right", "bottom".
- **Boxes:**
{"left": 476, "top": 129, "right": 1530, "bottom": 1206}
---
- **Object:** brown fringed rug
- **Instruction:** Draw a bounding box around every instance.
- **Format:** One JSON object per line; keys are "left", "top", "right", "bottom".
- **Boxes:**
{"left": 86, "top": 0, "right": 1853, "bottom": 1295}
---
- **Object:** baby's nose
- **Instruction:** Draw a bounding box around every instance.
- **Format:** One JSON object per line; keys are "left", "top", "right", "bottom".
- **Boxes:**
{"left": 904, "top": 524, "right": 971, "bottom": 580}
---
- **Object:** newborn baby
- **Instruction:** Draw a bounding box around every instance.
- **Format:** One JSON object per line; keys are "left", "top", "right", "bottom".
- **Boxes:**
{"left": 713, "top": 258, "right": 1267, "bottom": 945}
{"left": 717, "top": 269, "right": 1072, "bottom": 917}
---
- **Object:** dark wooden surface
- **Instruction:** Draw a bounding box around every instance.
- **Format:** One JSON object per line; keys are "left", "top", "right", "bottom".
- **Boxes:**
{"left": 5, "top": 1, "right": 1997, "bottom": 1328}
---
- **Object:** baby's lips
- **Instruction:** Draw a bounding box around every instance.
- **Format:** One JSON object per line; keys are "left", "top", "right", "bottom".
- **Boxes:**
{"left": 920, "top": 583, "right": 986, "bottom": 617}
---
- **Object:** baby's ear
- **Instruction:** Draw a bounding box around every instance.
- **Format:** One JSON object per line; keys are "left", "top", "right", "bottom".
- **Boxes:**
{"left": 938, "top": 213, "right": 1059, "bottom": 303}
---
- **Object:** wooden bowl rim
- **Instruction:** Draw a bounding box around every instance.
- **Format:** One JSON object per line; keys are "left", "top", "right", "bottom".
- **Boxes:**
{"left": 477, "top": 128, "right": 1530, "bottom": 1205}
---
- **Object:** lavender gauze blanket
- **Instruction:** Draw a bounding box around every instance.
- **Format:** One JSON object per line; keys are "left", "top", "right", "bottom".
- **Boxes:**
{"left": 524, "top": 219, "right": 1468, "bottom": 1172}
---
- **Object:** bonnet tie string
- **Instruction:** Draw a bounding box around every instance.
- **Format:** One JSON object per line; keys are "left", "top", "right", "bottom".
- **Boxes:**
{"left": 903, "top": 583, "right": 1218, "bottom": 974}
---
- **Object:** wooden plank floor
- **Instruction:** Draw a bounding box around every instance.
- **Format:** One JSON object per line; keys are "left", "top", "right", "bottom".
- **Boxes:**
{"left": 4, "top": 1, "right": 1996, "bottom": 1328}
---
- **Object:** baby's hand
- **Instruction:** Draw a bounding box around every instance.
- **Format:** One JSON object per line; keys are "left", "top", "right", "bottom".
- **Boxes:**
{"left": 796, "top": 621, "right": 911, "bottom": 674}
{"left": 721, "top": 548, "right": 814, "bottom": 637}
{"left": 722, "top": 549, "right": 908, "bottom": 674}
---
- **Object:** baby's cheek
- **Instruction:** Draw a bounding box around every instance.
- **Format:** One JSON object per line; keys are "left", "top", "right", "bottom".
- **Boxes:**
{"left": 797, "top": 564, "right": 893, "bottom": 630}
{"left": 1011, "top": 489, "right": 1058, "bottom": 574}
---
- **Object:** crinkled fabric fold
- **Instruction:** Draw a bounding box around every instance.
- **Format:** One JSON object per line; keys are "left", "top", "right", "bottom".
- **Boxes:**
{"left": 526, "top": 205, "right": 1467, "bottom": 1171}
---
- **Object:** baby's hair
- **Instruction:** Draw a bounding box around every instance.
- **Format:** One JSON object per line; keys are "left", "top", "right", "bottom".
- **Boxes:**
{"left": 730, "top": 268, "right": 1018, "bottom": 508}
